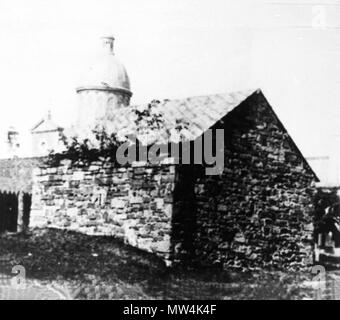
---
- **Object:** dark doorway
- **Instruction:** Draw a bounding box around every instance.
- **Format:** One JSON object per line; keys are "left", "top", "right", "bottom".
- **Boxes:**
{"left": 0, "top": 192, "right": 18, "bottom": 233}
{"left": 23, "top": 192, "right": 32, "bottom": 229}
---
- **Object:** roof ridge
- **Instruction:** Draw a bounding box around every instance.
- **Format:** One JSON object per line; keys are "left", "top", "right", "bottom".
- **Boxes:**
{"left": 31, "top": 117, "right": 62, "bottom": 133}
{"left": 131, "top": 88, "right": 261, "bottom": 108}
{"left": 31, "top": 118, "right": 45, "bottom": 132}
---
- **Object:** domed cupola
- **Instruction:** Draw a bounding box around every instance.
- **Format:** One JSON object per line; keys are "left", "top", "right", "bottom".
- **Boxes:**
{"left": 76, "top": 36, "right": 132, "bottom": 129}
{"left": 77, "top": 36, "right": 132, "bottom": 97}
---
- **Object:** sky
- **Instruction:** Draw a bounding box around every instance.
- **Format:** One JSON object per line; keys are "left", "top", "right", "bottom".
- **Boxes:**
{"left": 0, "top": 0, "right": 339, "bottom": 158}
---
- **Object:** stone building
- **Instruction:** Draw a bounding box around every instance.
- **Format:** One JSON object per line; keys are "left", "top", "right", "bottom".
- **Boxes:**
{"left": 31, "top": 111, "right": 64, "bottom": 157}
{"left": 5, "top": 126, "right": 21, "bottom": 158}
{"left": 0, "top": 36, "right": 319, "bottom": 270}
{"left": 75, "top": 36, "right": 132, "bottom": 140}
{"left": 29, "top": 37, "right": 318, "bottom": 270}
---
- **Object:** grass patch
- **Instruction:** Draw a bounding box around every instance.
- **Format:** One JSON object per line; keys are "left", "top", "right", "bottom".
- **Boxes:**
{"left": 0, "top": 228, "right": 314, "bottom": 299}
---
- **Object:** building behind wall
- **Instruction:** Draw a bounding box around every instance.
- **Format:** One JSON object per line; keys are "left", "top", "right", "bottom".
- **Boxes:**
{"left": 31, "top": 111, "right": 64, "bottom": 157}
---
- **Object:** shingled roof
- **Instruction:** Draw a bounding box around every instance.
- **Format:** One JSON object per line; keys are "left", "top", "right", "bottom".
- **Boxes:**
{"left": 103, "top": 88, "right": 258, "bottom": 143}
{"left": 155, "top": 88, "right": 257, "bottom": 141}
{"left": 31, "top": 112, "right": 63, "bottom": 134}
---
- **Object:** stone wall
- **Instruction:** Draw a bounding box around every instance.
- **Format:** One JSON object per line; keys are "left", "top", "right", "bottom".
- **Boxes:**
{"left": 171, "top": 94, "right": 317, "bottom": 271}
{"left": 30, "top": 161, "right": 175, "bottom": 263}
{"left": 0, "top": 157, "right": 43, "bottom": 193}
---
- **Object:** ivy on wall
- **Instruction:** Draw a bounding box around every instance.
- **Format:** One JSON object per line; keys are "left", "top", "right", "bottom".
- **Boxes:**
{"left": 46, "top": 100, "right": 188, "bottom": 167}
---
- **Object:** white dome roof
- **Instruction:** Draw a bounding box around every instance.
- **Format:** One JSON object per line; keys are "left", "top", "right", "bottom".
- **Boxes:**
{"left": 77, "top": 37, "right": 132, "bottom": 96}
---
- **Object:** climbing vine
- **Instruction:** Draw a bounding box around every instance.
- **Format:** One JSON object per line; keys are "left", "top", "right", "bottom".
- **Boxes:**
{"left": 46, "top": 100, "right": 188, "bottom": 167}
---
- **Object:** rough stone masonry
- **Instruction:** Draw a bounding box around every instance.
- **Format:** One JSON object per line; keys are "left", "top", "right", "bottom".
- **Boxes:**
{"left": 30, "top": 161, "right": 176, "bottom": 264}
{"left": 172, "top": 94, "right": 317, "bottom": 271}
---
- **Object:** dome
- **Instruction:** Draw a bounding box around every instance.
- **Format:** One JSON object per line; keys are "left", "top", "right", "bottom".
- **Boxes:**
{"left": 77, "top": 37, "right": 132, "bottom": 97}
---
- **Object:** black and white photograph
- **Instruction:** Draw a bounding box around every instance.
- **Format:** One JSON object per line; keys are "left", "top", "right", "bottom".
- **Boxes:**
{"left": 0, "top": 0, "right": 339, "bottom": 305}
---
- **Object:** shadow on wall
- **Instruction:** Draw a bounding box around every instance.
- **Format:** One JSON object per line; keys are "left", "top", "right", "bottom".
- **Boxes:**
{"left": 171, "top": 164, "right": 198, "bottom": 266}
{"left": 0, "top": 192, "right": 18, "bottom": 232}
{"left": 170, "top": 94, "right": 316, "bottom": 271}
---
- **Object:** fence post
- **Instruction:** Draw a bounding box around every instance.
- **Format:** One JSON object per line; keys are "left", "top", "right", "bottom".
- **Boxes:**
{"left": 17, "top": 190, "right": 24, "bottom": 233}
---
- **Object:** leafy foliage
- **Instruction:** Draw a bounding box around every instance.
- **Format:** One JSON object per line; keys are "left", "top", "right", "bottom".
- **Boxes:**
{"left": 46, "top": 128, "right": 123, "bottom": 167}
{"left": 133, "top": 99, "right": 165, "bottom": 134}
{"left": 314, "top": 188, "right": 340, "bottom": 222}
{"left": 46, "top": 99, "right": 189, "bottom": 167}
